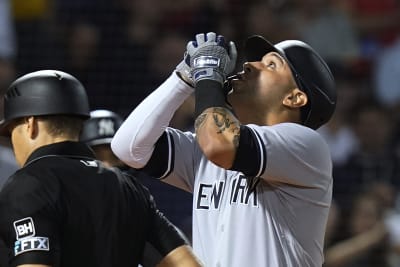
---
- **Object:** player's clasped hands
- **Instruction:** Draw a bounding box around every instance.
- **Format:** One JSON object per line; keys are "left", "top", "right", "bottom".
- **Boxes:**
{"left": 186, "top": 32, "right": 237, "bottom": 85}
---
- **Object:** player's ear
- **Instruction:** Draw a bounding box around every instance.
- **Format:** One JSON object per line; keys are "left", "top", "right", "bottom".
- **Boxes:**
{"left": 282, "top": 88, "right": 308, "bottom": 108}
{"left": 26, "top": 116, "right": 39, "bottom": 139}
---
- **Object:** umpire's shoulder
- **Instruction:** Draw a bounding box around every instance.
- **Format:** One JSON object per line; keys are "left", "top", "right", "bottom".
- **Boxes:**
{"left": 114, "top": 168, "right": 153, "bottom": 196}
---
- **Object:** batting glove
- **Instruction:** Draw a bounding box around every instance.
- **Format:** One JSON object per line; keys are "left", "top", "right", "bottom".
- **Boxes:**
{"left": 175, "top": 52, "right": 194, "bottom": 87}
{"left": 187, "top": 32, "right": 237, "bottom": 85}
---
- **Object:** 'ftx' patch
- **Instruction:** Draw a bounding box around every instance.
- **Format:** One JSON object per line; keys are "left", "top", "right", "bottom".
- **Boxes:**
{"left": 14, "top": 237, "right": 49, "bottom": 256}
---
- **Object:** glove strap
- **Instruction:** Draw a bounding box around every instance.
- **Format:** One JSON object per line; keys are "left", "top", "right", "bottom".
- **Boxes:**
{"left": 194, "top": 80, "right": 226, "bottom": 118}
{"left": 175, "top": 71, "right": 194, "bottom": 87}
{"left": 192, "top": 55, "right": 224, "bottom": 84}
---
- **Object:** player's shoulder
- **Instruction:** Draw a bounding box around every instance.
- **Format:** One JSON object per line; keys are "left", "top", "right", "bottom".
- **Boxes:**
{"left": 166, "top": 127, "right": 196, "bottom": 139}
{"left": 281, "top": 122, "right": 327, "bottom": 140}
{"left": 249, "top": 122, "right": 330, "bottom": 150}
{"left": 249, "top": 122, "right": 325, "bottom": 139}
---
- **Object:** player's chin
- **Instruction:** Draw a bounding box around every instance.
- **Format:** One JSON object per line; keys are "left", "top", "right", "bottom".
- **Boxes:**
{"left": 230, "top": 80, "right": 246, "bottom": 94}
{"left": 226, "top": 93, "right": 237, "bottom": 107}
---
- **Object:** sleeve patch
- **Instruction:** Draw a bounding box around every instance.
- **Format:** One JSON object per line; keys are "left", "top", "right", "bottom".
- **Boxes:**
{"left": 14, "top": 236, "right": 49, "bottom": 256}
{"left": 13, "top": 217, "right": 35, "bottom": 240}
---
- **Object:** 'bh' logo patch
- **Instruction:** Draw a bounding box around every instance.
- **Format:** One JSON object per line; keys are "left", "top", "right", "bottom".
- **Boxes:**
{"left": 13, "top": 217, "right": 35, "bottom": 240}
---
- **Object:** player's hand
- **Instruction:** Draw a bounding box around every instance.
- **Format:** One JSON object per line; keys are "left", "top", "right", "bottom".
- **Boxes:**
{"left": 187, "top": 32, "right": 237, "bottom": 85}
{"left": 175, "top": 52, "right": 194, "bottom": 87}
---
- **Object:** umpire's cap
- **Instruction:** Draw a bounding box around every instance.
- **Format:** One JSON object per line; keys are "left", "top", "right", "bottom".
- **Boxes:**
{"left": 245, "top": 35, "right": 336, "bottom": 130}
{"left": 80, "top": 109, "right": 123, "bottom": 147}
{"left": 0, "top": 70, "right": 90, "bottom": 136}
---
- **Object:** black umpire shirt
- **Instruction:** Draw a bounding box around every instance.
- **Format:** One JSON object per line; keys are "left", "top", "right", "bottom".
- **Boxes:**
{"left": 0, "top": 141, "right": 186, "bottom": 267}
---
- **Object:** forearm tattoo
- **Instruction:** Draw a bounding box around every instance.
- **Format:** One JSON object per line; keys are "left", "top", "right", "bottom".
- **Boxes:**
{"left": 194, "top": 113, "right": 207, "bottom": 131}
{"left": 212, "top": 107, "right": 236, "bottom": 133}
{"left": 195, "top": 107, "right": 241, "bottom": 147}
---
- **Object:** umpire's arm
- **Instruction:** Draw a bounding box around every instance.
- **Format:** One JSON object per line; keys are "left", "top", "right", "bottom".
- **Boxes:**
{"left": 16, "top": 265, "right": 50, "bottom": 267}
{"left": 146, "top": 190, "right": 203, "bottom": 267}
{"left": 157, "top": 245, "right": 203, "bottom": 267}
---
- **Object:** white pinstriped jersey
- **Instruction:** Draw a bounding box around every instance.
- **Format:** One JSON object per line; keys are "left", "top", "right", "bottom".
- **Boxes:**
{"left": 161, "top": 122, "right": 332, "bottom": 267}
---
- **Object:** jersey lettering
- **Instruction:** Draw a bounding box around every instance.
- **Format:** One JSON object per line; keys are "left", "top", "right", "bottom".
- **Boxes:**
{"left": 230, "top": 175, "right": 258, "bottom": 207}
{"left": 197, "top": 181, "right": 224, "bottom": 210}
{"left": 196, "top": 176, "right": 259, "bottom": 210}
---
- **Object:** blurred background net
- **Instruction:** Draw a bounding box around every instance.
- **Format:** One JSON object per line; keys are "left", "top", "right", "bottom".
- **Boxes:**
{"left": 1, "top": 0, "right": 400, "bottom": 265}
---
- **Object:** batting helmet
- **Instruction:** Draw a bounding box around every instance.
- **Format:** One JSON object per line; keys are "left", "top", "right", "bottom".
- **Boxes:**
{"left": 80, "top": 109, "right": 123, "bottom": 146}
{"left": 245, "top": 35, "right": 336, "bottom": 129}
{"left": 0, "top": 70, "right": 90, "bottom": 135}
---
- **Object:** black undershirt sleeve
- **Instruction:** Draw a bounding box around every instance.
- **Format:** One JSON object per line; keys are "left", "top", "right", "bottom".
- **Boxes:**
{"left": 230, "top": 125, "right": 264, "bottom": 177}
{"left": 140, "top": 132, "right": 172, "bottom": 178}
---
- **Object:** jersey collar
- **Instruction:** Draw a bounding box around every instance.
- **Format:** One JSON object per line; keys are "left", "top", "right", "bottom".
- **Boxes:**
{"left": 24, "top": 141, "right": 96, "bottom": 167}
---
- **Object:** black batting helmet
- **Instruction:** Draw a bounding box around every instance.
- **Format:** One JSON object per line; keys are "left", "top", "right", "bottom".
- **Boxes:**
{"left": 245, "top": 35, "right": 336, "bottom": 129}
{"left": 80, "top": 109, "right": 123, "bottom": 146}
{"left": 0, "top": 70, "right": 90, "bottom": 135}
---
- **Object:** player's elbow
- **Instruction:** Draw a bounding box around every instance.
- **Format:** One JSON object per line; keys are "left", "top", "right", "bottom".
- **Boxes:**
{"left": 110, "top": 136, "right": 147, "bottom": 169}
{"left": 110, "top": 136, "right": 127, "bottom": 161}
{"left": 199, "top": 139, "right": 235, "bottom": 169}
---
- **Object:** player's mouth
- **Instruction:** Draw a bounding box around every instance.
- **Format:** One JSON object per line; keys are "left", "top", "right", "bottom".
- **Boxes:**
{"left": 226, "top": 73, "right": 244, "bottom": 93}
{"left": 227, "top": 73, "right": 243, "bottom": 82}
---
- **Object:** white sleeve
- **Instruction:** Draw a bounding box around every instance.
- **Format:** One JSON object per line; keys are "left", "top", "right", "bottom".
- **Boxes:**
{"left": 111, "top": 72, "right": 194, "bottom": 168}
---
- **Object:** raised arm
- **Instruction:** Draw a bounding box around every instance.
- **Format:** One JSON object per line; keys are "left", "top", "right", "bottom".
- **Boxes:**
{"left": 186, "top": 32, "right": 239, "bottom": 169}
{"left": 111, "top": 64, "right": 194, "bottom": 169}
{"left": 195, "top": 100, "right": 240, "bottom": 169}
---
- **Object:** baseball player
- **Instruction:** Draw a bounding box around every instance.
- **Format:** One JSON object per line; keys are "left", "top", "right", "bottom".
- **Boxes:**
{"left": 80, "top": 109, "right": 126, "bottom": 168}
{"left": 0, "top": 70, "right": 203, "bottom": 267}
{"left": 111, "top": 32, "right": 336, "bottom": 266}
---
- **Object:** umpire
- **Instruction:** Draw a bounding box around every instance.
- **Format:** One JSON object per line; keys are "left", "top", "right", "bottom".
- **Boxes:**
{"left": 0, "top": 70, "right": 202, "bottom": 267}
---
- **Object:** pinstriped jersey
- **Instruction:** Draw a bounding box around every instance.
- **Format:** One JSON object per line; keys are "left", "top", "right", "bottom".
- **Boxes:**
{"left": 159, "top": 122, "right": 332, "bottom": 267}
